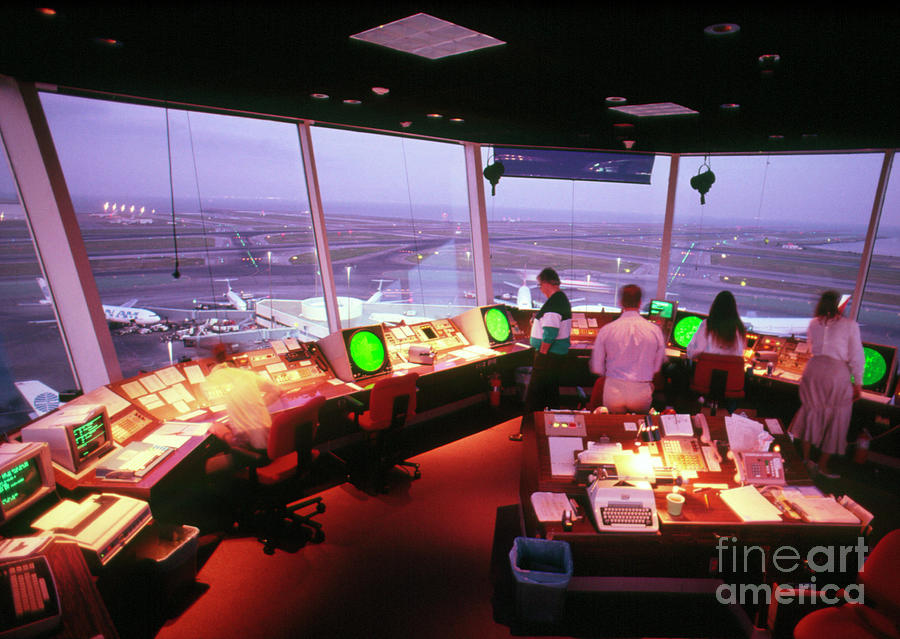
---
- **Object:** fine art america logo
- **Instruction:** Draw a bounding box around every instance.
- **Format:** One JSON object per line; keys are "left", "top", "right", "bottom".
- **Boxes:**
{"left": 715, "top": 536, "right": 868, "bottom": 605}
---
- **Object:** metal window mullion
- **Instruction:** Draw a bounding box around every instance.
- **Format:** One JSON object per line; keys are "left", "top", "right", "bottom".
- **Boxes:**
{"left": 463, "top": 142, "right": 492, "bottom": 305}
{"left": 657, "top": 154, "right": 679, "bottom": 301}
{"left": 297, "top": 121, "right": 341, "bottom": 333}
{"left": 0, "top": 77, "right": 120, "bottom": 390}
{"left": 850, "top": 150, "right": 893, "bottom": 322}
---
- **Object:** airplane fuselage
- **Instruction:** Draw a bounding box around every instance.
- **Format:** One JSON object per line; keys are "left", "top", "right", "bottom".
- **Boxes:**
{"left": 104, "top": 305, "right": 161, "bottom": 326}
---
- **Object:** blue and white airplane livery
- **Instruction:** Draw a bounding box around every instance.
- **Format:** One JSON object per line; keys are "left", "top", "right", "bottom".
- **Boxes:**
{"left": 37, "top": 277, "right": 162, "bottom": 326}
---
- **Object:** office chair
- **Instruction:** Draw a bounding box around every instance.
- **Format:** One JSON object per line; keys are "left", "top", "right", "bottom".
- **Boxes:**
{"left": 231, "top": 394, "right": 327, "bottom": 554}
{"left": 586, "top": 377, "right": 605, "bottom": 411}
{"left": 351, "top": 372, "right": 420, "bottom": 494}
{"left": 793, "top": 528, "right": 900, "bottom": 639}
{"left": 689, "top": 354, "right": 745, "bottom": 416}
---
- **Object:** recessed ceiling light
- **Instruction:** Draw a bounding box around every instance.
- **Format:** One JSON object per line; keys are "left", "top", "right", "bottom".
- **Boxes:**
{"left": 427, "top": 113, "right": 443, "bottom": 119}
{"left": 310, "top": 93, "right": 330, "bottom": 100}
{"left": 351, "top": 13, "right": 505, "bottom": 60}
{"left": 343, "top": 99, "right": 362, "bottom": 105}
{"left": 704, "top": 23, "right": 740, "bottom": 36}
{"left": 36, "top": 7, "right": 57, "bottom": 16}
{"left": 758, "top": 54, "right": 781, "bottom": 67}
{"left": 371, "top": 87, "right": 390, "bottom": 96}
{"left": 93, "top": 37, "right": 123, "bottom": 48}
{"left": 400, "top": 121, "right": 413, "bottom": 128}
{"left": 449, "top": 118, "right": 464, "bottom": 123}
{"left": 609, "top": 102, "right": 698, "bottom": 117}
{"left": 605, "top": 96, "right": 628, "bottom": 104}
{"left": 720, "top": 103, "right": 741, "bottom": 111}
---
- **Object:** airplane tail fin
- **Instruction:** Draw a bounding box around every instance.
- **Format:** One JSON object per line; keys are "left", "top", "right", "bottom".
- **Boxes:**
{"left": 838, "top": 294, "right": 851, "bottom": 314}
{"left": 36, "top": 277, "right": 52, "bottom": 304}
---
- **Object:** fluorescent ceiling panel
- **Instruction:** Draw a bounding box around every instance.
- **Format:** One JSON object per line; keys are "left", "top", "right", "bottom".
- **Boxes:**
{"left": 610, "top": 102, "right": 698, "bottom": 117}
{"left": 351, "top": 13, "right": 505, "bottom": 60}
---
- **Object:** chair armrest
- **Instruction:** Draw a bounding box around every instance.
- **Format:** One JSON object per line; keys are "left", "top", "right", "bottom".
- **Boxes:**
{"left": 230, "top": 444, "right": 266, "bottom": 467}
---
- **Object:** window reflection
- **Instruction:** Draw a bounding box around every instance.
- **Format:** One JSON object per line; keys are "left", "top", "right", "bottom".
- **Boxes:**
{"left": 668, "top": 154, "right": 884, "bottom": 337}
{"left": 311, "top": 127, "right": 475, "bottom": 326}
{"left": 40, "top": 93, "right": 318, "bottom": 377}
{"left": 483, "top": 146, "right": 670, "bottom": 311}
{"left": 0, "top": 141, "right": 76, "bottom": 434}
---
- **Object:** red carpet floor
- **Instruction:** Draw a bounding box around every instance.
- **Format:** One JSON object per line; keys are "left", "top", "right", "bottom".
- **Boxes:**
{"left": 154, "top": 417, "right": 529, "bottom": 639}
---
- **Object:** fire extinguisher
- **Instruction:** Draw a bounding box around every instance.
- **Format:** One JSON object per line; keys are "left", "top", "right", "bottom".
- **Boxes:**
{"left": 853, "top": 429, "right": 871, "bottom": 464}
{"left": 489, "top": 373, "right": 502, "bottom": 408}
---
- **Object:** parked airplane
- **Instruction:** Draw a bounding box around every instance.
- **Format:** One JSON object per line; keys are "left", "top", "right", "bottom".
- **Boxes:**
{"left": 36, "top": 277, "right": 162, "bottom": 326}
{"left": 194, "top": 279, "right": 253, "bottom": 311}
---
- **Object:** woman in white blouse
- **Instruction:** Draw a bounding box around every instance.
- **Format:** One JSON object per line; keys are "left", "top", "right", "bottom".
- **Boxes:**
{"left": 789, "top": 291, "right": 864, "bottom": 478}
{"left": 687, "top": 290, "right": 746, "bottom": 360}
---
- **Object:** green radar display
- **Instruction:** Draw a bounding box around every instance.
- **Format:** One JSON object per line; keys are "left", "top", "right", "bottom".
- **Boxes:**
{"left": 673, "top": 315, "right": 703, "bottom": 349}
{"left": 348, "top": 330, "right": 387, "bottom": 373}
{"left": 484, "top": 307, "right": 511, "bottom": 343}
{"left": 862, "top": 346, "right": 887, "bottom": 387}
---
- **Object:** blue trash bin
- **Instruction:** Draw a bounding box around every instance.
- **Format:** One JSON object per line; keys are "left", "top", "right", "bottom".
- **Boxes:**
{"left": 509, "top": 536, "right": 573, "bottom": 624}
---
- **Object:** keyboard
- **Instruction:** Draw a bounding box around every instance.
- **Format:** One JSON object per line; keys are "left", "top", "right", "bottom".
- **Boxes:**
{"left": 111, "top": 408, "right": 154, "bottom": 443}
{"left": 96, "top": 442, "right": 174, "bottom": 479}
{"left": 0, "top": 555, "right": 61, "bottom": 639}
{"left": 701, "top": 445, "right": 722, "bottom": 472}
{"left": 587, "top": 483, "right": 659, "bottom": 533}
{"left": 661, "top": 437, "right": 707, "bottom": 472}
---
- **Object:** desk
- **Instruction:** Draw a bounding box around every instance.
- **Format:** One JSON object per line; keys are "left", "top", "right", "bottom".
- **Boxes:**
{"left": 520, "top": 412, "right": 865, "bottom": 582}
{"left": 43, "top": 540, "right": 120, "bottom": 639}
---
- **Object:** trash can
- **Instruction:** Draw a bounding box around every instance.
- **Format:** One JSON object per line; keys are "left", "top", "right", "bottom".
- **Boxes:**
{"left": 132, "top": 524, "right": 200, "bottom": 612}
{"left": 508, "top": 536, "right": 573, "bottom": 625}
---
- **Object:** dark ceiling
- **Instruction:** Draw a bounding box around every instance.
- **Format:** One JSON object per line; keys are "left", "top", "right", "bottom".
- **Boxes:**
{"left": 3, "top": 3, "right": 899, "bottom": 153}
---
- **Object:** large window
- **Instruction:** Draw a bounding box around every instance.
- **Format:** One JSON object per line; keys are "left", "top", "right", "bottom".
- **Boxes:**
{"left": 0, "top": 144, "right": 76, "bottom": 433}
{"left": 311, "top": 127, "right": 475, "bottom": 326}
{"left": 667, "top": 153, "right": 885, "bottom": 337}
{"left": 40, "top": 93, "right": 317, "bottom": 376}
{"left": 859, "top": 157, "right": 900, "bottom": 347}
{"left": 483, "top": 147, "right": 671, "bottom": 310}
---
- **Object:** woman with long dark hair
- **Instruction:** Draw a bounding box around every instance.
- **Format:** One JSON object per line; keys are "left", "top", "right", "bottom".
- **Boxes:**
{"left": 789, "top": 291, "right": 864, "bottom": 478}
{"left": 687, "top": 290, "right": 746, "bottom": 359}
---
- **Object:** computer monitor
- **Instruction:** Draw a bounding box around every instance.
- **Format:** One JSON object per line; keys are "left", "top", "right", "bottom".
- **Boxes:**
{"left": 667, "top": 309, "right": 708, "bottom": 352}
{"left": 860, "top": 342, "right": 897, "bottom": 396}
{"left": 0, "top": 442, "right": 55, "bottom": 525}
{"left": 318, "top": 325, "right": 392, "bottom": 382}
{"left": 21, "top": 405, "right": 114, "bottom": 473}
{"left": 648, "top": 299, "right": 676, "bottom": 320}
{"left": 453, "top": 305, "right": 514, "bottom": 347}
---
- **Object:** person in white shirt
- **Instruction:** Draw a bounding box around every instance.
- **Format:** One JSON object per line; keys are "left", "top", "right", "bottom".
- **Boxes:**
{"left": 590, "top": 284, "right": 666, "bottom": 413}
{"left": 686, "top": 290, "right": 746, "bottom": 360}
{"left": 206, "top": 344, "right": 283, "bottom": 451}
{"left": 789, "top": 291, "right": 865, "bottom": 478}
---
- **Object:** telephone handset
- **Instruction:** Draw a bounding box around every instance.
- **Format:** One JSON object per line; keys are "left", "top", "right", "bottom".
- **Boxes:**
{"left": 735, "top": 451, "right": 785, "bottom": 486}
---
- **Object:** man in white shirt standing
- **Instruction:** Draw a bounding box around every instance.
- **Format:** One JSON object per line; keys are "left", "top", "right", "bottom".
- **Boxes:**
{"left": 590, "top": 284, "right": 666, "bottom": 413}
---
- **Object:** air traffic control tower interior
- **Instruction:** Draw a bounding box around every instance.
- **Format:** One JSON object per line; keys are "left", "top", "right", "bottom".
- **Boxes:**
{"left": 0, "top": 5, "right": 898, "bottom": 639}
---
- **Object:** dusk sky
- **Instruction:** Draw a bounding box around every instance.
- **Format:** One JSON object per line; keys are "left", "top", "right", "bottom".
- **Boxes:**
{"left": 0, "top": 92, "right": 894, "bottom": 233}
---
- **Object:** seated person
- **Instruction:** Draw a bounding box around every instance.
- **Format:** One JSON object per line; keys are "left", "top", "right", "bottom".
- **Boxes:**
{"left": 686, "top": 290, "right": 746, "bottom": 359}
{"left": 590, "top": 284, "right": 665, "bottom": 413}
{"left": 205, "top": 344, "right": 283, "bottom": 472}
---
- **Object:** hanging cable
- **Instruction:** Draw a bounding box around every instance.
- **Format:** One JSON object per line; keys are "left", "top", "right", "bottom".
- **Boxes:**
{"left": 400, "top": 137, "right": 425, "bottom": 312}
{"left": 185, "top": 112, "right": 223, "bottom": 326}
{"left": 165, "top": 107, "right": 180, "bottom": 279}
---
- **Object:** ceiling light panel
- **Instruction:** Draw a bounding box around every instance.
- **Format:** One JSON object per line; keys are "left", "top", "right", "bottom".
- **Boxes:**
{"left": 351, "top": 13, "right": 505, "bottom": 60}
{"left": 609, "top": 102, "right": 698, "bottom": 117}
